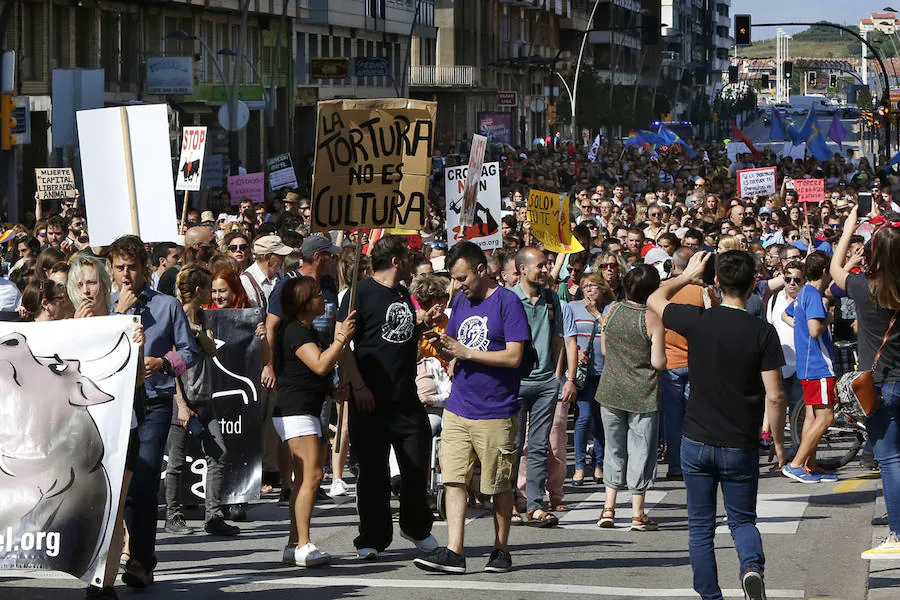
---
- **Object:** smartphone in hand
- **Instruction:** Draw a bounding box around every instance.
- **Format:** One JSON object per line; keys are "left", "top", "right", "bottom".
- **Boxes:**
{"left": 857, "top": 192, "right": 873, "bottom": 219}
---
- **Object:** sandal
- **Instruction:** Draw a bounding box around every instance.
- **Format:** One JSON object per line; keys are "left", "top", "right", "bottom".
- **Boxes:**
{"left": 260, "top": 484, "right": 274, "bottom": 495}
{"left": 524, "top": 509, "right": 559, "bottom": 528}
{"left": 510, "top": 511, "right": 524, "bottom": 526}
{"left": 631, "top": 514, "right": 658, "bottom": 531}
{"left": 597, "top": 508, "right": 615, "bottom": 528}
{"left": 550, "top": 504, "right": 570, "bottom": 512}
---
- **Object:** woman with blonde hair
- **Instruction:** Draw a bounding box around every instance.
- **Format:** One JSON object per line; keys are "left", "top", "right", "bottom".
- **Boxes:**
{"left": 717, "top": 234, "right": 742, "bottom": 253}
{"left": 67, "top": 253, "right": 113, "bottom": 317}
{"left": 593, "top": 251, "right": 627, "bottom": 300}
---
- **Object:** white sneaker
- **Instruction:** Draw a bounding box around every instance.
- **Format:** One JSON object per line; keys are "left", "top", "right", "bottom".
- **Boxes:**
{"left": 281, "top": 543, "right": 297, "bottom": 565}
{"left": 357, "top": 547, "right": 379, "bottom": 560}
{"left": 861, "top": 532, "right": 900, "bottom": 560}
{"left": 294, "top": 542, "right": 331, "bottom": 567}
{"left": 329, "top": 478, "right": 349, "bottom": 496}
{"left": 401, "top": 532, "right": 439, "bottom": 552}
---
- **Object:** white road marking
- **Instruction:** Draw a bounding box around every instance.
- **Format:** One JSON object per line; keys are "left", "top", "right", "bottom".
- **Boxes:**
{"left": 559, "top": 491, "right": 666, "bottom": 530}
{"left": 716, "top": 493, "right": 809, "bottom": 535}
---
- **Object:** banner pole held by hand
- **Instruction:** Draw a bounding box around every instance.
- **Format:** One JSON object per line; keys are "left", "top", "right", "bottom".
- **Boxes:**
{"left": 180, "top": 190, "right": 190, "bottom": 235}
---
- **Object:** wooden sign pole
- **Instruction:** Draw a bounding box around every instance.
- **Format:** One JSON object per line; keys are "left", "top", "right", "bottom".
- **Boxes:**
{"left": 335, "top": 236, "right": 362, "bottom": 445}
{"left": 180, "top": 190, "right": 190, "bottom": 235}
{"left": 119, "top": 108, "right": 140, "bottom": 236}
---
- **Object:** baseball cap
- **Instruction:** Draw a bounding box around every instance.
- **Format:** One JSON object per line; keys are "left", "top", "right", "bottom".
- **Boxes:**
{"left": 759, "top": 207, "right": 773, "bottom": 216}
{"left": 643, "top": 247, "right": 670, "bottom": 265}
{"left": 300, "top": 234, "right": 341, "bottom": 259}
{"left": 253, "top": 234, "right": 293, "bottom": 256}
{"left": 200, "top": 210, "right": 215, "bottom": 223}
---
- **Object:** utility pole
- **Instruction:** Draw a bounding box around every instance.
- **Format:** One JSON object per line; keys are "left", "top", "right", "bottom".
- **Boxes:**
{"left": 228, "top": 0, "right": 250, "bottom": 175}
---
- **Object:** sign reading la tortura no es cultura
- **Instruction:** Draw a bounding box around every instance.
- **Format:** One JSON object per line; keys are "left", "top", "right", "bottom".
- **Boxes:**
{"left": 311, "top": 99, "right": 437, "bottom": 233}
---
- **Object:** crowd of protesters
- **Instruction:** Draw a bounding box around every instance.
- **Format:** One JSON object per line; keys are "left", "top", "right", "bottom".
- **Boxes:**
{"left": 2, "top": 131, "right": 900, "bottom": 600}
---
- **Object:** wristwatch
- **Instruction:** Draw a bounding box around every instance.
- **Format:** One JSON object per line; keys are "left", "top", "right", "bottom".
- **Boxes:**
{"left": 160, "top": 356, "right": 172, "bottom": 376}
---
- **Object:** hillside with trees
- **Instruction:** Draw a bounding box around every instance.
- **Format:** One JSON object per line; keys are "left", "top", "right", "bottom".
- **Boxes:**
{"left": 737, "top": 21, "right": 900, "bottom": 58}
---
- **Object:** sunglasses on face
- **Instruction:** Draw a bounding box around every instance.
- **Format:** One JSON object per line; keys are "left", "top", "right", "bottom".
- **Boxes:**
{"left": 784, "top": 277, "right": 802, "bottom": 284}
{"left": 759, "top": 215, "right": 770, "bottom": 220}
{"left": 600, "top": 263, "right": 618, "bottom": 270}
{"left": 788, "top": 234, "right": 801, "bottom": 240}
{"left": 229, "top": 244, "right": 250, "bottom": 252}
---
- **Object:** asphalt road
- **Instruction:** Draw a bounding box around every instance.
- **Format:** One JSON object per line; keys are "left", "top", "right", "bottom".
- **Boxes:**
{"left": 2, "top": 444, "right": 895, "bottom": 600}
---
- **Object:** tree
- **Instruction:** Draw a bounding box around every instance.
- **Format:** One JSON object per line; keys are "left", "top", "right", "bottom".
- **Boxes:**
{"left": 857, "top": 87, "right": 873, "bottom": 109}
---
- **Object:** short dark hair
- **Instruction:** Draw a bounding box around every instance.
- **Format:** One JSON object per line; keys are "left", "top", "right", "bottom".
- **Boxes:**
{"left": 108, "top": 235, "right": 150, "bottom": 269}
{"left": 715, "top": 250, "right": 756, "bottom": 298}
{"left": 622, "top": 264, "right": 660, "bottom": 304}
{"left": 784, "top": 260, "right": 805, "bottom": 276}
{"left": 446, "top": 241, "right": 487, "bottom": 272}
{"left": 370, "top": 234, "right": 409, "bottom": 272}
{"left": 627, "top": 226, "right": 645, "bottom": 239}
{"left": 683, "top": 229, "right": 704, "bottom": 244}
{"left": 151, "top": 242, "right": 180, "bottom": 267}
{"left": 741, "top": 217, "right": 757, "bottom": 229}
{"left": 804, "top": 250, "right": 830, "bottom": 281}
{"left": 46, "top": 215, "right": 67, "bottom": 232}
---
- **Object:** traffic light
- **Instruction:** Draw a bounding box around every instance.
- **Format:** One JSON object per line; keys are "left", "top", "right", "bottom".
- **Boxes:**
{"left": 829, "top": 73, "right": 837, "bottom": 88}
{"left": 762, "top": 74, "right": 770, "bottom": 87}
{"left": 728, "top": 65, "right": 739, "bottom": 84}
{"left": 0, "top": 94, "right": 16, "bottom": 151}
{"left": 807, "top": 71, "right": 816, "bottom": 87}
{"left": 784, "top": 61, "right": 793, "bottom": 79}
{"left": 735, "top": 14, "right": 751, "bottom": 45}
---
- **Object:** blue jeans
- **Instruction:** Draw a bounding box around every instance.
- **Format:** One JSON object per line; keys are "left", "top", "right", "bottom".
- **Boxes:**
{"left": 124, "top": 398, "right": 173, "bottom": 571}
{"left": 515, "top": 379, "right": 560, "bottom": 512}
{"left": 574, "top": 375, "right": 603, "bottom": 471}
{"left": 661, "top": 367, "right": 690, "bottom": 475}
{"left": 681, "top": 436, "right": 765, "bottom": 600}
{"left": 870, "top": 381, "right": 900, "bottom": 534}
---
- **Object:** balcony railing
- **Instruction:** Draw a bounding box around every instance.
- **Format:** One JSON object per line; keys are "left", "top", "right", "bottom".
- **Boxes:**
{"left": 409, "top": 65, "right": 480, "bottom": 87}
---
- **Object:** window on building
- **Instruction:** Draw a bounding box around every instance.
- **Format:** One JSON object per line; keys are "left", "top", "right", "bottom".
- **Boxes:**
{"left": 343, "top": 37, "right": 352, "bottom": 86}
{"left": 356, "top": 39, "right": 366, "bottom": 87}
{"left": 22, "top": 1, "right": 45, "bottom": 80}
{"left": 296, "top": 32, "right": 307, "bottom": 86}
{"left": 75, "top": 7, "right": 93, "bottom": 68}
{"left": 200, "top": 21, "right": 215, "bottom": 83}
{"left": 49, "top": 4, "right": 69, "bottom": 71}
{"left": 122, "top": 12, "right": 141, "bottom": 87}
{"left": 100, "top": 11, "right": 120, "bottom": 85}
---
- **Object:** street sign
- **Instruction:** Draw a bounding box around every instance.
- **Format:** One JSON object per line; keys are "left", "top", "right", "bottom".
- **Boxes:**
{"left": 353, "top": 57, "right": 390, "bottom": 78}
{"left": 218, "top": 101, "right": 250, "bottom": 132}
{"left": 11, "top": 98, "right": 29, "bottom": 145}
{"left": 146, "top": 57, "right": 194, "bottom": 95}
{"left": 310, "top": 58, "right": 349, "bottom": 79}
{"left": 497, "top": 91, "right": 518, "bottom": 106}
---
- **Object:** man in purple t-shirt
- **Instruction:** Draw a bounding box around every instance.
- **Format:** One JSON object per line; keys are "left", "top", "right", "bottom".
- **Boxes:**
{"left": 412, "top": 242, "right": 530, "bottom": 576}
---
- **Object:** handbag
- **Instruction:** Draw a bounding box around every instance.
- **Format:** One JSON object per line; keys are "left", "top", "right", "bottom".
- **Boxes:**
{"left": 575, "top": 314, "right": 601, "bottom": 390}
{"left": 837, "top": 313, "right": 897, "bottom": 420}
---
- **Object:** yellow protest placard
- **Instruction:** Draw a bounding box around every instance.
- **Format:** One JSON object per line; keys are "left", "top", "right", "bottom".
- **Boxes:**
{"left": 311, "top": 98, "right": 437, "bottom": 233}
{"left": 526, "top": 189, "right": 584, "bottom": 254}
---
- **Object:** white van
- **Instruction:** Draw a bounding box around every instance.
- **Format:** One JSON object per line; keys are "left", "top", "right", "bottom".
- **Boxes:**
{"left": 789, "top": 95, "right": 836, "bottom": 115}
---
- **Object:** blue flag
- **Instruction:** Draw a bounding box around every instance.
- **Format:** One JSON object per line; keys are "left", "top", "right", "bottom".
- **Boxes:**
{"left": 804, "top": 110, "right": 833, "bottom": 162}
{"left": 770, "top": 107, "right": 803, "bottom": 144}
{"left": 658, "top": 125, "right": 696, "bottom": 158}
{"left": 795, "top": 107, "right": 815, "bottom": 143}
{"left": 887, "top": 150, "right": 900, "bottom": 170}
{"left": 638, "top": 130, "right": 667, "bottom": 145}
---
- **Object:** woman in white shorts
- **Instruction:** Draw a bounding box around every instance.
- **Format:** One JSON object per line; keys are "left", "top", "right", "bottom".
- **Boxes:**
{"left": 273, "top": 276, "right": 356, "bottom": 567}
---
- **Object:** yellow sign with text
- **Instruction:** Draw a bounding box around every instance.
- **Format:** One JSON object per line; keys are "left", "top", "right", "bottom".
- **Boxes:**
{"left": 526, "top": 189, "right": 584, "bottom": 254}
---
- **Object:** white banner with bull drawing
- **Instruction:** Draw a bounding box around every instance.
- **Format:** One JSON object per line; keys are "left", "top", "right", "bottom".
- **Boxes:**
{"left": 0, "top": 316, "right": 140, "bottom": 585}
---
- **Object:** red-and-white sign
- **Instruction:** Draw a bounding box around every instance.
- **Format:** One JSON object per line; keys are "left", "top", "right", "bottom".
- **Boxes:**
{"left": 794, "top": 178, "right": 825, "bottom": 203}
{"left": 736, "top": 167, "right": 777, "bottom": 198}
{"left": 176, "top": 126, "right": 207, "bottom": 192}
{"left": 497, "top": 91, "right": 518, "bottom": 107}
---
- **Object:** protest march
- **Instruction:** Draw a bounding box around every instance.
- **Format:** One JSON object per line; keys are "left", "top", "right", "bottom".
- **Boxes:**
{"left": 3, "top": 6, "right": 900, "bottom": 600}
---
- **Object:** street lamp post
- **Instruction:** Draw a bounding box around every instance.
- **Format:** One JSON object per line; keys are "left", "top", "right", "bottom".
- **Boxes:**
{"left": 167, "top": 30, "right": 240, "bottom": 175}
{"left": 569, "top": 0, "right": 603, "bottom": 135}
{"left": 219, "top": 48, "right": 273, "bottom": 163}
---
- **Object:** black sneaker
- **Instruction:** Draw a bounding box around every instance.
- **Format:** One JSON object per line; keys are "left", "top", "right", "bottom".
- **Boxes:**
{"left": 412, "top": 547, "right": 466, "bottom": 574}
{"left": 204, "top": 517, "right": 240, "bottom": 537}
{"left": 873, "top": 512, "right": 890, "bottom": 526}
{"left": 164, "top": 514, "right": 194, "bottom": 535}
{"left": 228, "top": 504, "right": 248, "bottom": 522}
{"left": 122, "top": 558, "right": 153, "bottom": 589}
{"left": 278, "top": 488, "right": 291, "bottom": 507}
{"left": 741, "top": 569, "right": 767, "bottom": 600}
{"left": 860, "top": 454, "right": 879, "bottom": 471}
{"left": 483, "top": 548, "right": 512, "bottom": 573}
{"left": 85, "top": 585, "right": 118, "bottom": 599}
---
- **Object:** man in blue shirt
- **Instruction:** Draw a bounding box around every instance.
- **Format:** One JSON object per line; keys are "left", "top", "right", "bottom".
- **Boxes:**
{"left": 108, "top": 235, "right": 200, "bottom": 588}
{"left": 790, "top": 214, "right": 833, "bottom": 256}
{"left": 782, "top": 251, "right": 837, "bottom": 483}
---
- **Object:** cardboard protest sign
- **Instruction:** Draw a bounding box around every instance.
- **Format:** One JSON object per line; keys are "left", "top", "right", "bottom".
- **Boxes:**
{"left": 794, "top": 178, "right": 825, "bottom": 203}
{"left": 460, "top": 134, "right": 488, "bottom": 227}
{"left": 227, "top": 172, "right": 265, "bottom": 205}
{"left": 526, "top": 189, "right": 584, "bottom": 254}
{"left": 736, "top": 167, "right": 777, "bottom": 198}
{"left": 175, "top": 126, "right": 207, "bottom": 192}
{"left": 34, "top": 168, "right": 78, "bottom": 201}
{"left": 0, "top": 317, "right": 140, "bottom": 586}
{"left": 76, "top": 104, "right": 179, "bottom": 247}
{"left": 445, "top": 161, "right": 501, "bottom": 250}
{"left": 266, "top": 153, "right": 298, "bottom": 191}
{"left": 311, "top": 98, "right": 437, "bottom": 232}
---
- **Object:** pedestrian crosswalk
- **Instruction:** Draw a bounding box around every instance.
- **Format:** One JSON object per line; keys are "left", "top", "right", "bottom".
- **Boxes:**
{"left": 716, "top": 493, "right": 809, "bottom": 535}
{"left": 558, "top": 491, "right": 667, "bottom": 530}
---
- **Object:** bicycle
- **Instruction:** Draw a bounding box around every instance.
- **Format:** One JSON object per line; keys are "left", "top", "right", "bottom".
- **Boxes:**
{"left": 788, "top": 396, "right": 868, "bottom": 470}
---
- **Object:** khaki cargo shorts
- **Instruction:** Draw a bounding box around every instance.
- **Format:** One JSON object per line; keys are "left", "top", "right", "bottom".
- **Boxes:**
{"left": 439, "top": 409, "right": 518, "bottom": 495}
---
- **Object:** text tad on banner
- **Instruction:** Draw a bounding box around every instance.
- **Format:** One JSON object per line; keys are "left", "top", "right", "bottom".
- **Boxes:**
{"left": 736, "top": 167, "right": 776, "bottom": 198}
{"left": 794, "top": 178, "right": 825, "bottom": 203}
{"left": 526, "top": 189, "right": 584, "bottom": 254}
{"left": 311, "top": 98, "right": 437, "bottom": 233}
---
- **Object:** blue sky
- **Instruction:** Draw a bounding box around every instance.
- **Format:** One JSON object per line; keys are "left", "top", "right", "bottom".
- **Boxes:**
{"left": 731, "top": 1, "right": 881, "bottom": 39}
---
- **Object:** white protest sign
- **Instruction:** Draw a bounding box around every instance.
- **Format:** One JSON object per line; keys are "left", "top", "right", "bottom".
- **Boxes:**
{"left": 76, "top": 104, "right": 179, "bottom": 247}
{"left": 736, "top": 167, "right": 777, "bottom": 198}
{"left": 176, "top": 126, "right": 207, "bottom": 192}
{"left": 460, "top": 134, "right": 488, "bottom": 226}
{"left": 782, "top": 143, "right": 806, "bottom": 160}
{"left": 445, "top": 161, "right": 502, "bottom": 250}
{"left": 34, "top": 168, "right": 78, "bottom": 201}
{"left": 266, "top": 153, "right": 298, "bottom": 191}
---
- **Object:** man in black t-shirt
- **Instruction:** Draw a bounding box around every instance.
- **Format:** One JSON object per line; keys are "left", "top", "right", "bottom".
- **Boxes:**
{"left": 337, "top": 235, "right": 438, "bottom": 560}
{"left": 648, "top": 250, "right": 787, "bottom": 600}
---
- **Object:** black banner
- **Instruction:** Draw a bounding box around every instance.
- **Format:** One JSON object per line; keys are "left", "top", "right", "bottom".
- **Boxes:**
{"left": 161, "top": 308, "right": 264, "bottom": 507}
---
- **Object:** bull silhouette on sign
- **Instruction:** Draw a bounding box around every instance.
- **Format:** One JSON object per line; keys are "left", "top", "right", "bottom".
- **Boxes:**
{"left": 181, "top": 158, "right": 200, "bottom": 183}
{"left": 0, "top": 332, "right": 131, "bottom": 576}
